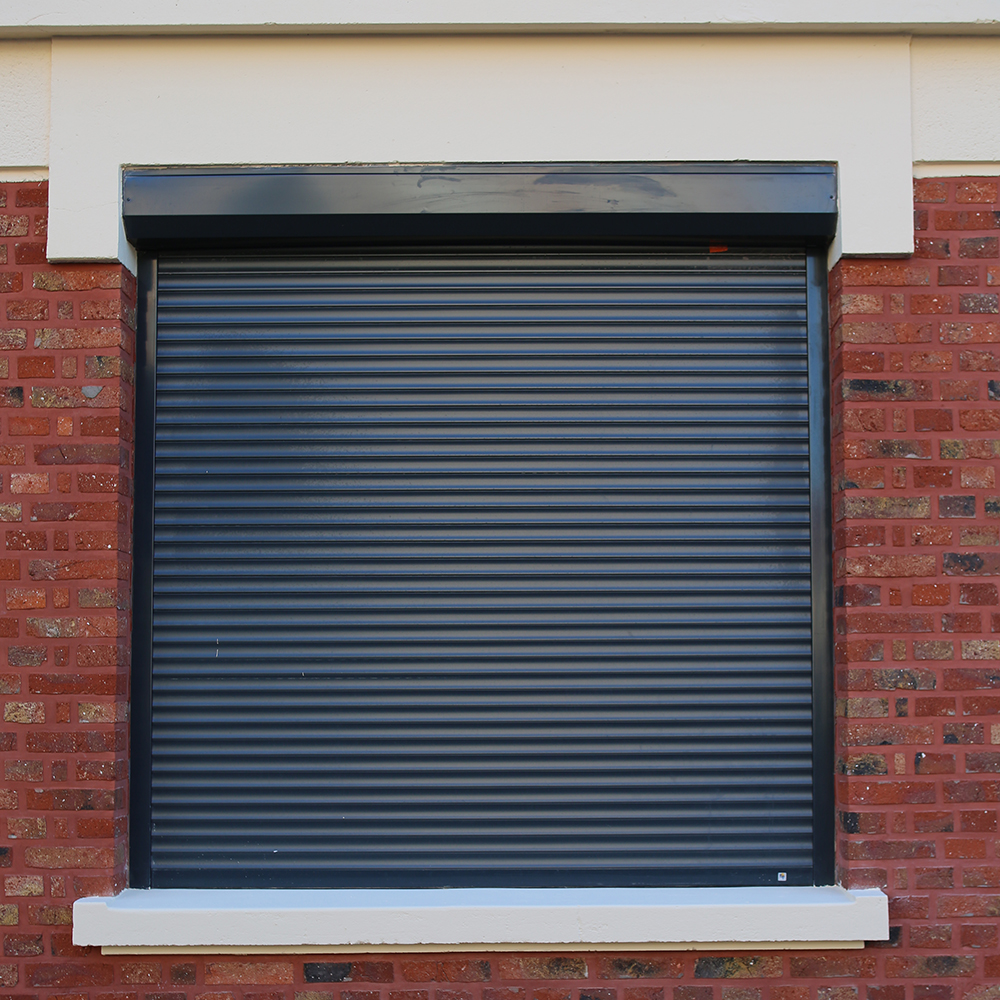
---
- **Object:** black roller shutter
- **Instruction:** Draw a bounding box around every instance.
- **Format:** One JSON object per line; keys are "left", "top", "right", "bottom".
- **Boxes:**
{"left": 142, "top": 250, "right": 824, "bottom": 888}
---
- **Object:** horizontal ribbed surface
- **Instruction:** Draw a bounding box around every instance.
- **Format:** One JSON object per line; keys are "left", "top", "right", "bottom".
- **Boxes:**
{"left": 150, "top": 252, "right": 814, "bottom": 888}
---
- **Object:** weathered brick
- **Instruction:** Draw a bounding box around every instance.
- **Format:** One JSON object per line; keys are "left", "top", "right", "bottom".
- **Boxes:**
{"left": 204, "top": 965, "right": 295, "bottom": 987}
{"left": 840, "top": 497, "right": 930, "bottom": 519}
{"left": 846, "top": 555, "right": 936, "bottom": 577}
{"left": 935, "top": 211, "right": 1000, "bottom": 230}
{"left": 496, "top": 960, "right": 586, "bottom": 981}
{"left": 884, "top": 956, "right": 975, "bottom": 978}
{"left": 789, "top": 957, "right": 877, "bottom": 979}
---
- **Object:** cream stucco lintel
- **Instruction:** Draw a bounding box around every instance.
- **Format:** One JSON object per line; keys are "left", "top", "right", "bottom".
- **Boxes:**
{"left": 0, "top": 40, "right": 50, "bottom": 168}
{"left": 102, "top": 942, "right": 866, "bottom": 955}
{"left": 75, "top": 887, "right": 889, "bottom": 951}
{"left": 914, "top": 162, "right": 1000, "bottom": 178}
{"left": 46, "top": 34, "right": 914, "bottom": 271}
{"left": 2, "top": 0, "right": 1000, "bottom": 36}
{"left": 0, "top": 167, "right": 48, "bottom": 181}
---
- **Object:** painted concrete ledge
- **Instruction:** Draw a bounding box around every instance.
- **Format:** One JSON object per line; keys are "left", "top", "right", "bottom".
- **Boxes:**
{"left": 74, "top": 886, "right": 889, "bottom": 953}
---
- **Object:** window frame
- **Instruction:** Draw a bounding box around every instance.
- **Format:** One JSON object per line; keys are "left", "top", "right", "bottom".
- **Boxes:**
{"left": 127, "top": 164, "right": 835, "bottom": 891}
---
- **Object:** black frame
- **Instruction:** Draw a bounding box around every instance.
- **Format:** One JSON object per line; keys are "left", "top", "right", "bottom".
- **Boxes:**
{"left": 127, "top": 164, "right": 836, "bottom": 889}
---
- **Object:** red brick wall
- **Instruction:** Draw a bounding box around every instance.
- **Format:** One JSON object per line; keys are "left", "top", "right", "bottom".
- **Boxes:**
{"left": 0, "top": 178, "right": 133, "bottom": 983}
{"left": 1, "top": 177, "right": 999, "bottom": 999}
{"left": 827, "top": 175, "right": 1000, "bottom": 989}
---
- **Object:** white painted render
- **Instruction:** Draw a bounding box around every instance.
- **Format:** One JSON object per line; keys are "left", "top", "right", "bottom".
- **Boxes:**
{"left": 73, "top": 887, "right": 890, "bottom": 951}
{"left": 2, "top": 0, "right": 1000, "bottom": 35}
{"left": 911, "top": 37, "right": 1000, "bottom": 164}
{"left": 0, "top": 41, "right": 49, "bottom": 170}
{"left": 46, "top": 34, "right": 914, "bottom": 270}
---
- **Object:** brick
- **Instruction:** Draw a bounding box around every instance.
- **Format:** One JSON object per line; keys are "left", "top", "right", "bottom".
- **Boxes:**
{"left": 960, "top": 237, "right": 1000, "bottom": 258}
{"left": 3, "top": 935, "right": 42, "bottom": 957}
{"left": 6, "top": 818, "right": 44, "bottom": 839}
{"left": 840, "top": 753, "right": 888, "bottom": 775}
{"left": 4, "top": 876, "right": 42, "bottom": 896}
{"left": 944, "top": 780, "right": 1000, "bottom": 802}
{"left": 967, "top": 752, "right": 1000, "bottom": 771}
{"left": 846, "top": 779, "right": 936, "bottom": 804}
{"left": 957, "top": 179, "right": 999, "bottom": 203}
{"left": 34, "top": 328, "right": 123, "bottom": 350}
{"left": 845, "top": 613, "right": 933, "bottom": 633}
{"left": 2, "top": 704, "right": 43, "bottom": 724}
{"left": 841, "top": 296, "right": 883, "bottom": 315}
{"left": 941, "top": 495, "right": 976, "bottom": 517}
{"left": 842, "top": 641, "right": 885, "bottom": 666}
{"left": 838, "top": 466, "right": 885, "bottom": 489}
{"left": 944, "top": 723, "right": 985, "bottom": 742}
{"left": 914, "top": 811, "right": 954, "bottom": 832}
{"left": 843, "top": 439, "right": 931, "bottom": 459}
{"left": 691, "top": 958, "right": 781, "bottom": 979}
{"left": 0, "top": 216, "right": 29, "bottom": 237}
{"left": 914, "top": 641, "right": 954, "bottom": 660}
{"left": 912, "top": 584, "right": 951, "bottom": 606}
{"left": 908, "top": 925, "right": 952, "bottom": 948}
{"left": 914, "top": 179, "right": 949, "bottom": 203}
{"left": 594, "top": 960, "right": 681, "bottom": 980}
{"left": 26, "top": 965, "right": 114, "bottom": 988}
{"left": 940, "top": 265, "right": 981, "bottom": 285}
{"left": 28, "top": 501, "right": 124, "bottom": 526}
{"left": 845, "top": 555, "right": 936, "bottom": 577}
{"left": 28, "top": 559, "right": 120, "bottom": 581}
{"left": 789, "top": 956, "right": 876, "bottom": 978}
{"left": 843, "top": 839, "right": 934, "bottom": 859}
{"left": 842, "top": 379, "right": 928, "bottom": 402}
{"left": 914, "top": 237, "right": 950, "bottom": 258}
{"left": 204, "top": 965, "right": 294, "bottom": 987}
{"left": 884, "top": 956, "right": 975, "bottom": 977}
{"left": 943, "top": 612, "right": 983, "bottom": 631}
{"left": 840, "top": 322, "right": 931, "bottom": 345}
{"left": 120, "top": 965, "right": 161, "bottom": 986}
{"left": 914, "top": 752, "right": 956, "bottom": 773}
{"left": 964, "top": 866, "right": 1000, "bottom": 886}
{"left": 909, "top": 351, "right": 952, "bottom": 371}
{"left": 944, "top": 665, "right": 1000, "bottom": 686}
{"left": 24, "top": 846, "right": 114, "bottom": 868}
{"left": 25, "top": 904, "right": 72, "bottom": 925}
{"left": 33, "top": 267, "right": 121, "bottom": 292}
{"left": 942, "top": 379, "right": 980, "bottom": 399}
{"left": 963, "top": 525, "right": 1000, "bottom": 544}
{"left": 962, "top": 640, "right": 1000, "bottom": 659}
{"left": 34, "top": 444, "right": 122, "bottom": 466}
{"left": 840, "top": 497, "right": 929, "bottom": 519}
{"left": 960, "top": 293, "right": 999, "bottom": 313}
{"left": 913, "top": 408, "right": 953, "bottom": 432}
{"left": 496, "top": 960, "right": 586, "bottom": 981}
{"left": 840, "top": 262, "right": 930, "bottom": 285}
{"left": 961, "top": 923, "right": 998, "bottom": 948}
{"left": 935, "top": 211, "right": 1000, "bottom": 230}
{"left": 30, "top": 385, "right": 121, "bottom": 409}
{"left": 945, "top": 552, "right": 1000, "bottom": 575}
{"left": 910, "top": 294, "right": 953, "bottom": 314}
{"left": 9, "top": 474, "right": 48, "bottom": 494}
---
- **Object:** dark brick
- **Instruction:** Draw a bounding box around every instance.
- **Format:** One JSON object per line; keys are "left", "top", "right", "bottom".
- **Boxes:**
{"left": 960, "top": 293, "right": 1000, "bottom": 314}
{"left": 693, "top": 958, "right": 781, "bottom": 979}
{"left": 596, "top": 959, "right": 682, "bottom": 981}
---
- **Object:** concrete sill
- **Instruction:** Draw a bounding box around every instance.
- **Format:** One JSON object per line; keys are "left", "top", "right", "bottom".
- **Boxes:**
{"left": 74, "top": 886, "right": 889, "bottom": 953}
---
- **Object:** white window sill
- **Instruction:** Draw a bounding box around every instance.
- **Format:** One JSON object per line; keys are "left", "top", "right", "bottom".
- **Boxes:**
{"left": 74, "top": 886, "right": 888, "bottom": 954}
